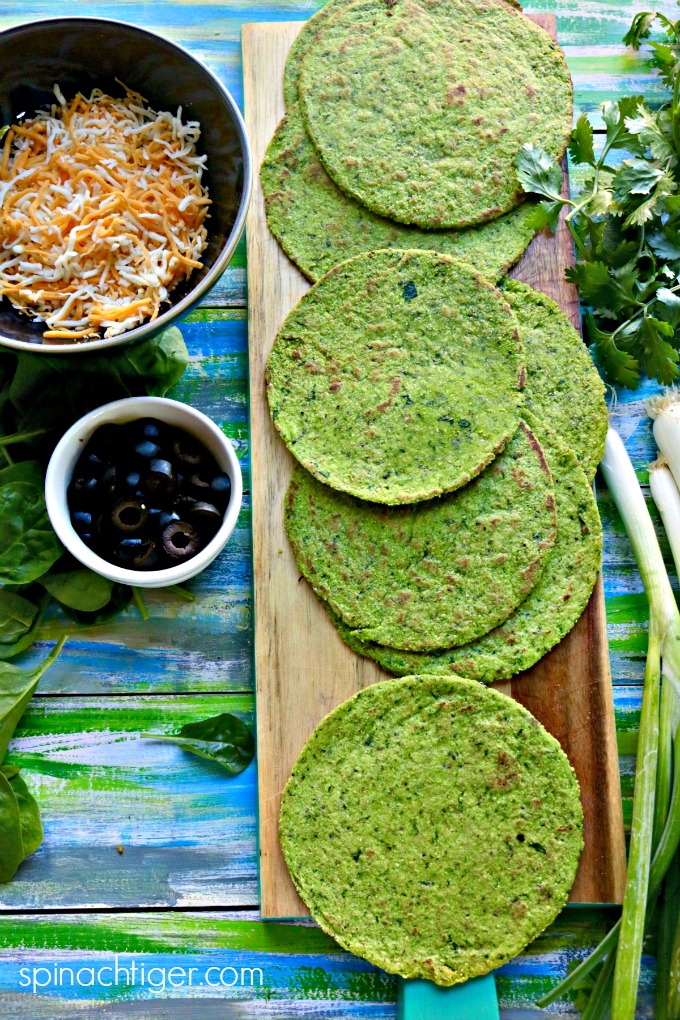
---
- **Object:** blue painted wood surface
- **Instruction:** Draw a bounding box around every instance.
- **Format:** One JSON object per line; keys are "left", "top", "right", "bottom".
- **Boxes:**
{"left": 0, "top": 0, "right": 669, "bottom": 1015}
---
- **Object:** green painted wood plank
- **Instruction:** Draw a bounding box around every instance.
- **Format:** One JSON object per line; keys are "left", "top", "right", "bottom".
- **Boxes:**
{"left": 0, "top": 908, "right": 656, "bottom": 1017}
{"left": 0, "top": 694, "right": 257, "bottom": 910}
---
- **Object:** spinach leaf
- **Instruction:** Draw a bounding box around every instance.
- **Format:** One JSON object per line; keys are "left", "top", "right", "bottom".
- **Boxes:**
{"left": 8, "top": 327, "right": 189, "bottom": 440}
{"left": 121, "top": 327, "right": 189, "bottom": 395}
{"left": 61, "top": 583, "right": 133, "bottom": 626}
{"left": 0, "top": 594, "right": 49, "bottom": 661}
{"left": 0, "top": 765, "right": 20, "bottom": 779}
{"left": 0, "top": 591, "right": 38, "bottom": 643}
{"left": 0, "top": 771, "right": 24, "bottom": 882}
{"left": 142, "top": 713, "right": 255, "bottom": 775}
{"left": 0, "top": 460, "right": 44, "bottom": 487}
{"left": 0, "top": 481, "right": 63, "bottom": 584}
{"left": 41, "top": 569, "right": 113, "bottom": 612}
{"left": 0, "top": 636, "right": 66, "bottom": 761}
{"left": 7, "top": 771, "right": 43, "bottom": 857}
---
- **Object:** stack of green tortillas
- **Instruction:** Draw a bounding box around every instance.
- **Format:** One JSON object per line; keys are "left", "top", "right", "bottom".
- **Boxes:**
{"left": 263, "top": 0, "right": 601, "bottom": 990}
{"left": 262, "top": 0, "right": 573, "bottom": 282}
{"left": 267, "top": 252, "right": 607, "bottom": 681}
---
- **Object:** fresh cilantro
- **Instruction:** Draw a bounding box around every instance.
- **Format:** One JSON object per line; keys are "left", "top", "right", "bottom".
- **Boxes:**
{"left": 515, "top": 13, "right": 680, "bottom": 388}
{"left": 516, "top": 142, "right": 563, "bottom": 202}
{"left": 622, "top": 11, "right": 657, "bottom": 48}
{"left": 568, "top": 113, "right": 596, "bottom": 166}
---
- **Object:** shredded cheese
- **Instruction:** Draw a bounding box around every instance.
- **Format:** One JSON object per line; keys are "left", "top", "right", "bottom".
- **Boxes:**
{"left": 0, "top": 85, "right": 210, "bottom": 342}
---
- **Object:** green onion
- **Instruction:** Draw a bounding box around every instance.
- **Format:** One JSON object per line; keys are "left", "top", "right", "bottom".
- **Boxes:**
{"left": 538, "top": 428, "right": 680, "bottom": 1016}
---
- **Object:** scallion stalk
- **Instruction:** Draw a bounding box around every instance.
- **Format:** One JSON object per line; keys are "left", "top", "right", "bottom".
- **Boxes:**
{"left": 538, "top": 428, "right": 680, "bottom": 1015}
{"left": 648, "top": 391, "right": 680, "bottom": 494}
{"left": 656, "top": 850, "right": 680, "bottom": 1020}
{"left": 612, "top": 616, "right": 660, "bottom": 1020}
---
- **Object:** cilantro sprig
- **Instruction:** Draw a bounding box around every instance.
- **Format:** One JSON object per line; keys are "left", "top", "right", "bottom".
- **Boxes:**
{"left": 517, "top": 12, "right": 680, "bottom": 389}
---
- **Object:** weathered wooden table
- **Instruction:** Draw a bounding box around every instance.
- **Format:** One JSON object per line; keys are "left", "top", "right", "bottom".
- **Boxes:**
{"left": 0, "top": 0, "right": 666, "bottom": 1015}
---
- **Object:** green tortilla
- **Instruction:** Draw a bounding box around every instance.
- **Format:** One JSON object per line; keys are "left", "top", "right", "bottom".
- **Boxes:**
{"left": 280, "top": 674, "right": 583, "bottom": 985}
{"left": 284, "top": 0, "right": 350, "bottom": 108}
{"left": 298, "top": 0, "right": 572, "bottom": 228}
{"left": 284, "top": 0, "right": 524, "bottom": 109}
{"left": 504, "top": 280, "right": 607, "bottom": 481}
{"left": 332, "top": 420, "right": 601, "bottom": 679}
{"left": 285, "top": 421, "right": 556, "bottom": 652}
{"left": 267, "top": 249, "right": 523, "bottom": 504}
{"left": 262, "top": 104, "right": 539, "bottom": 283}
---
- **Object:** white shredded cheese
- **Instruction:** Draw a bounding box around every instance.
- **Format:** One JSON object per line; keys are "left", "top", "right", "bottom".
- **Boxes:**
{"left": 0, "top": 84, "right": 210, "bottom": 341}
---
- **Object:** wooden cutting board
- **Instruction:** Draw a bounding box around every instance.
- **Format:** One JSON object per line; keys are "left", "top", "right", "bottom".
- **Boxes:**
{"left": 243, "top": 15, "right": 627, "bottom": 920}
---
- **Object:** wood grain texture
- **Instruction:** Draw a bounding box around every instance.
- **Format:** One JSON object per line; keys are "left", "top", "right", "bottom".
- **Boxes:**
{"left": 243, "top": 21, "right": 389, "bottom": 920}
{"left": 243, "top": 14, "right": 626, "bottom": 918}
{"left": 506, "top": 14, "right": 626, "bottom": 904}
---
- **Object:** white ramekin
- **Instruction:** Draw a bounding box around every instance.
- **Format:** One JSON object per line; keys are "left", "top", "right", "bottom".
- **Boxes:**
{"left": 45, "top": 396, "right": 243, "bottom": 588}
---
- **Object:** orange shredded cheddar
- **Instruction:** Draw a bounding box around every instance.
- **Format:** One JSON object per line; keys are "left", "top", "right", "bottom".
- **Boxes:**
{"left": 0, "top": 85, "right": 210, "bottom": 342}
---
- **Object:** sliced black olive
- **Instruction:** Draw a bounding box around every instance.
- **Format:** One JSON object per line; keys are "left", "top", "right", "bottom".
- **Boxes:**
{"left": 83, "top": 450, "right": 107, "bottom": 476}
{"left": 87, "top": 423, "right": 123, "bottom": 456}
{"left": 189, "top": 470, "right": 212, "bottom": 497}
{"left": 123, "top": 469, "right": 142, "bottom": 491}
{"left": 131, "top": 537, "right": 159, "bottom": 569}
{"left": 210, "top": 473, "right": 231, "bottom": 501}
{"left": 158, "top": 509, "right": 180, "bottom": 530}
{"left": 100, "top": 465, "right": 118, "bottom": 499}
{"left": 113, "top": 537, "right": 145, "bottom": 565}
{"left": 138, "top": 418, "right": 165, "bottom": 442}
{"left": 111, "top": 499, "right": 147, "bottom": 533}
{"left": 145, "top": 459, "right": 176, "bottom": 495}
{"left": 133, "top": 439, "right": 162, "bottom": 460}
{"left": 162, "top": 521, "right": 200, "bottom": 561}
{"left": 189, "top": 501, "right": 223, "bottom": 527}
{"left": 172, "top": 434, "right": 204, "bottom": 466}
{"left": 69, "top": 474, "right": 99, "bottom": 498}
{"left": 71, "top": 510, "right": 92, "bottom": 534}
{"left": 172, "top": 494, "right": 196, "bottom": 515}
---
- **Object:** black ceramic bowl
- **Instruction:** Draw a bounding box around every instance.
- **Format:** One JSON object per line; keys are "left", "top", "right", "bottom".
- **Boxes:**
{"left": 0, "top": 17, "right": 251, "bottom": 354}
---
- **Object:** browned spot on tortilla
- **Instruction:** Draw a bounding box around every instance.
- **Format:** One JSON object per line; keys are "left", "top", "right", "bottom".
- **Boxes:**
{"left": 365, "top": 377, "right": 401, "bottom": 418}
{"left": 519, "top": 420, "right": 550, "bottom": 478}
{"left": 511, "top": 899, "right": 528, "bottom": 919}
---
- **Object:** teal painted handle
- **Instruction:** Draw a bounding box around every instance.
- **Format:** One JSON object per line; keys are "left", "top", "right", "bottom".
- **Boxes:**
{"left": 397, "top": 975, "right": 500, "bottom": 1020}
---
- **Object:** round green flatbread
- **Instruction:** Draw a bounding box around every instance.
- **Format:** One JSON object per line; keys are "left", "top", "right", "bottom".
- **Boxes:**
{"left": 504, "top": 280, "right": 607, "bottom": 480}
{"left": 284, "top": 0, "right": 350, "bottom": 108}
{"left": 285, "top": 421, "right": 556, "bottom": 651}
{"left": 298, "top": 0, "right": 572, "bottom": 228}
{"left": 284, "top": 0, "right": 523, "bottom": 107}
{"left": 332, "top": 420, "right": 602, "bottom": 679}
{"left": 262, "top": 105, "right": 540, "bottom": 283}
{"left": 280, "top": 674, "right": 584, "bottom": 985}
{"left": 267, "top": 249, "right": 523, "bottom": 504}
